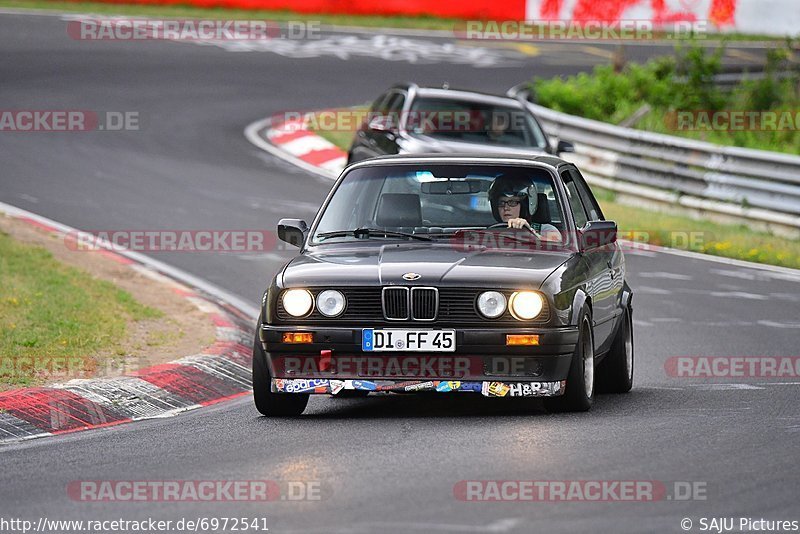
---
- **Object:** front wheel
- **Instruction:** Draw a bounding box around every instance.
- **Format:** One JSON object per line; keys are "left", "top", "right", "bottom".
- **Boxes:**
{"left": 252, "top": 329, "right": 309, "bottom": 416}
{"left": 545, "top": 313, "right": 595, "bottom": 412}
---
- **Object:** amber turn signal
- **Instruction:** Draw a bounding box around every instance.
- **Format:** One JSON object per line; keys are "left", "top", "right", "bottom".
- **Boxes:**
{"left": 282, "top": 332, "right": 313, "bottom": 344}
{"left": 506, "top": 334, "right": 540, "bottom": 346}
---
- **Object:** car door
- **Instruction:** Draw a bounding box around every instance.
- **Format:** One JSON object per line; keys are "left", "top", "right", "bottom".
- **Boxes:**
{"left": 561, "top": 168, "right": 618, "bottom": 353}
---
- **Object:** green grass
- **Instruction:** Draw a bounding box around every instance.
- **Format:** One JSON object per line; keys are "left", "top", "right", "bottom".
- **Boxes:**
{"left": 593, "top": 188, "right": 800, "bottom": 269}
{"left": 0, "top": 230, "right": 161, "bottom": 388}
{"left": 306, "top": 107, "right": 799, "bottom": 269}
{"left": 305, "top": 107, "right": 367, "bottom": 151}
{"left": 531, "top": 43, "right": 800, "bottom": 154}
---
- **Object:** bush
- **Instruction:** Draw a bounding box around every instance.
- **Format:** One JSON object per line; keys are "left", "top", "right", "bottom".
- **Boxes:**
{"left": 530, "top": 41, "right": 800, "bottom": 154}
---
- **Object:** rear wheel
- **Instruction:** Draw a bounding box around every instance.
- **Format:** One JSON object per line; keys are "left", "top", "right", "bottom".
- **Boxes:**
{"left": 545, "top": 313, "right": 595, "bottom": 412}
{"left": 601, "top": 306, "right": 634, "bottom": 393}
{"left": 252, "top": 329, "right": 309, "bottom": 416}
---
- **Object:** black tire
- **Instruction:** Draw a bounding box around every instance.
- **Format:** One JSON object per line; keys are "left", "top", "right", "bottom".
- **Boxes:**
{"left": 545, "top": 312, "right": 595, "bottom": 413}
{"left": 601, "top": 306, "right": 634, "bottom": 393}
{"left": 252, "top": 329, "right": 309, "bottom": 416}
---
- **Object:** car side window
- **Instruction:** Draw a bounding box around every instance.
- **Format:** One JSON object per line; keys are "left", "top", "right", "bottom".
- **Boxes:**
{"left": 560, "top": 170, "right": 589, "bottom": 229}
{"left": 370, "top": 92, "right": 390, "bottom": 113}
{"left": 386, "top": 93, "right": 405, "bottom": 113}
{"left": 569, "top": 169, "right": 604, "bottom": 221}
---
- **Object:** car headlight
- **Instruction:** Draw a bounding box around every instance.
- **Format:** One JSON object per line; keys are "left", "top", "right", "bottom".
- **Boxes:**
{"left": 282, "top": 289, "right": 313, "bottom": 317}
{"left": 509, "top": 291, "right": 544, "bottom": 320}
{"left": 316, "top": 289, "right": 346, "bottom": 317}
{"left": 477, "top": 291, "right": 507, "bottom": 319}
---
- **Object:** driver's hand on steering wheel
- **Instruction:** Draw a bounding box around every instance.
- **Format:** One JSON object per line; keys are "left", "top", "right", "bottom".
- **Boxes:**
{"left": 507, "top": 218, "right": 543, "bottom": 238}
{"left": 507, "top": 218, "right": 531, "bottom": 230}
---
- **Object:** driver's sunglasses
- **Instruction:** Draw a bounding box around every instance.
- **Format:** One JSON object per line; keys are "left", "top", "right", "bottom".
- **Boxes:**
{"left": 498, "top": 199, "right": 521, "bottom": 208}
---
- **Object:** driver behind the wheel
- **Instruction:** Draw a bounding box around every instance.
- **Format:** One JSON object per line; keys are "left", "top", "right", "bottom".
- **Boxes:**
{"left": 488, "top": 174, "right": 562, "bottom": 242}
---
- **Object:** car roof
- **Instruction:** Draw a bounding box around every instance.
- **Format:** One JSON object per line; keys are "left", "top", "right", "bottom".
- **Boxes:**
{"left": 347, "top": 153, "right": 570, "bottom": 171}
{"left": 390, "top": 83, "right": 527, "bottom": 109}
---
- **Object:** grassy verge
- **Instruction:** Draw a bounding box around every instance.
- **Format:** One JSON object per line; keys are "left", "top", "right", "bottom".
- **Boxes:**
{"left": 305, "top": 106, "right": 367, "bottom": 150}
{"left": 530, "top": 42, "right": 800, "bottom": 154}
{"left": 593, "top": 189, "right": 799, "bottom": 269}
{"left": 0, "top": 230, "right": 161, "bottom": 388}
{"left": 306, "top": 107, "right": 799, "bottom": 269}
{"left": 0, "top": 0, "right": 789, "bottom": 40}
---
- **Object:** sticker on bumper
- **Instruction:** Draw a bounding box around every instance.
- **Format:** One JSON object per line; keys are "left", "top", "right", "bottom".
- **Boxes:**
{"left": 271, "top": 379, "right": 564, "bottom": 397}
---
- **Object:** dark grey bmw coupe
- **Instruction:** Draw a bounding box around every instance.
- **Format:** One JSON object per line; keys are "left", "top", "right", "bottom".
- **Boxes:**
{"left": 254, "top": 154, "right": 633, "bottom": 415}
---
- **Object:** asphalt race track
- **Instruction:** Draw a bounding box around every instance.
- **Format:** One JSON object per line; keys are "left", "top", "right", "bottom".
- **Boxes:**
{"left": 1, "top": 11, "right": 798, "bottom": 533}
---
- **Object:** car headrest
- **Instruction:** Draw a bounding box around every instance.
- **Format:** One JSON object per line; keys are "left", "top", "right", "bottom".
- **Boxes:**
{"left": 375, "top": 193, "right": 422, "bottom": 227}
{"left": 531, "top": 193, "right": 550, "bottom": 224}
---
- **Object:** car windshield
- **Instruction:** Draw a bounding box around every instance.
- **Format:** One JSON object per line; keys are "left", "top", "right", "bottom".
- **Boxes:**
{"left": 311, "top": 164, "right": 571, "bottom": 250}
{"left": 407, "top": 97, "right": 548, "bottom": 149}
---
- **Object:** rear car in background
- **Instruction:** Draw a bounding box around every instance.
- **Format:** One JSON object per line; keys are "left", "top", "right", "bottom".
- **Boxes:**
{"left": 253, "top": 154, "right": 634, "bottom": 416}
{"left": 347, "top": 83, "right": 574, "bottom": 163}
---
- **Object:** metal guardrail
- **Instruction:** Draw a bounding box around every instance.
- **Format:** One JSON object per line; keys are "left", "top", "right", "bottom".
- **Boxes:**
{"left": 508, "top": 84, "right": 800, "bottom": 237}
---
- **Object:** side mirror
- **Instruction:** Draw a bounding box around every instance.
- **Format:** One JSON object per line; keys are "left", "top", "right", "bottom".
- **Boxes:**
{"left": 368, "top": 115, "right": 397, "bottom": 133}
{"left": 556, "top": 140, "right": 575, "bottom": 154}
{"left": 580, "top": 221, "right": 617, "bottom": 252}
{"left": 277, "top": 219, "right": 308, "bottom": 247}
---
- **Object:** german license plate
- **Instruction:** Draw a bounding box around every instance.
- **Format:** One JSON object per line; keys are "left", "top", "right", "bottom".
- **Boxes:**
{"left": 362, "top": 329, "right": 456, "bottom": 352}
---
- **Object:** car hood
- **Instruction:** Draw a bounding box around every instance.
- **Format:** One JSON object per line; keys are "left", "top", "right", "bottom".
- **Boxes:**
{"left": 281, "top": 243, "right": 571, "bottom": 289}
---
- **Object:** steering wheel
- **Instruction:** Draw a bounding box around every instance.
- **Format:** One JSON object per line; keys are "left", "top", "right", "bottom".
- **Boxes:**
{"left": 487, "top": 222, "right": 512, "bottom": 229}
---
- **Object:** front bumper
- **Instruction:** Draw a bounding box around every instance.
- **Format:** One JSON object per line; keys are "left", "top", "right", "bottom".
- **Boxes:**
{"left": 259, "top": 324, "right": 578, "bottom": 395}
{"left": 272, "top": 377, "right": 565, "bottom": 397}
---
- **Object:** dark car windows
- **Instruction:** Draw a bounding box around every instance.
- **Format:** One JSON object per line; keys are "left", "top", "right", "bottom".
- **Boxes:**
{"left": 313, "top": 164, "right": 570, "bottom": 248}
{"left": 407, "top": 97, "right": 547, "bottom": 149}
{"left": 561, "top": 171, "right": 589, "bottom": 228}
{"left": 568, "top": 169, "right": 604, "bottom": 221}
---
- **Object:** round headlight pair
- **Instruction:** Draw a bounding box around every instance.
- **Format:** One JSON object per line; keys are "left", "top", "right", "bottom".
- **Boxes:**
{"left": 282, "top": 289, "right": 345, "bottom": 318}
{"left": 477, "top": 290, "right": 544, "bottom": 320}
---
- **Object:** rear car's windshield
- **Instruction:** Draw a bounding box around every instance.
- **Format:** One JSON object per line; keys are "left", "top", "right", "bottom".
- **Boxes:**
{"left": 311, "top": 164, "right": 569, "bottom": 247}
{"left": 407, "top": 97, "right": 548, "bottom": 149}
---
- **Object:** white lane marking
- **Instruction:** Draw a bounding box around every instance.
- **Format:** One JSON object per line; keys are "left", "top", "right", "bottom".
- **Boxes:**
{"left": 633, "top": 287, "right": 671, "bottom": 295}
{"left": 650, "top": 317, "right": 683, "bottom": 323}
{"left": 17, "top": 193, "right": 39, "bottom": 203}
{"left": 710, "top": 268, "right": 757, "bottom": 281}
{"left": 708, "top": 291, "right": 768, "bottom": 300}
{"left": 0, "top": 201, "right": 259, "bottom": 319}
{"left": 757, "top": 320, "right": 800, "bottom": 329}
{"left": 689, "top": 384, "right": 765, "bottom": 390}
{"left": 638, "top": 271, "right": 693, "bottom": 280}
{"left": 177, "top": 34, "right": 521, "bottom": 67}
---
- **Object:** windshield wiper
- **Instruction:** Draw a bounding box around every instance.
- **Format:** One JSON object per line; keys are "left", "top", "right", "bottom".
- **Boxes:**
{"left": 316, "top": 228, "right": 432, "bottom": 242}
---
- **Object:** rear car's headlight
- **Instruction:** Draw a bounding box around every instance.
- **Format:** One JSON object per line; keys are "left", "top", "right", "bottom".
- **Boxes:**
{"left": 282, "top": 289, "right": 313, "bottom": 317}
{"left": 509, "top": 291, "right": 544, "bottom": 320}
{"left": 477, "top": 291, "right": 507, "bottom": 319}
{"left": 316, "top": 290, "right": 346, "bottom": 317}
